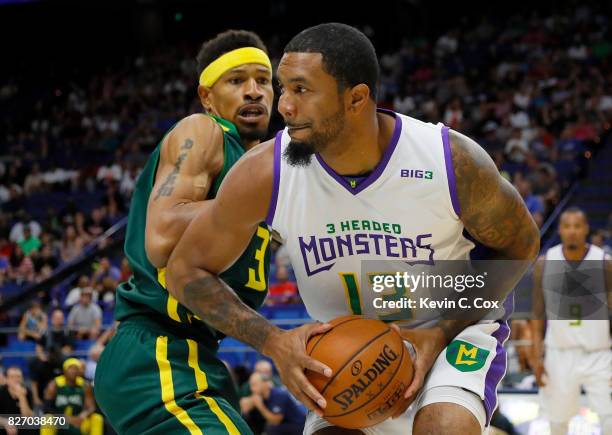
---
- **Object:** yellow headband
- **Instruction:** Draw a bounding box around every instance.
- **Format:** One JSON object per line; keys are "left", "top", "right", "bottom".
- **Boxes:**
{"left": 63, "top": 358, "right": 81, "bottom": 371}
{"left": 199, "top": 47, "right": 272, "bottom": 87}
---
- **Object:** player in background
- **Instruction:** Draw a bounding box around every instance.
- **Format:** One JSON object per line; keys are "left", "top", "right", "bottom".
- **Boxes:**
{"left": 166, "top": 23, "right": 539, "bottom": 434}
{"left": 531, "top": 207, "right": 612, "bottom": 435}
{"left": 95, "top": 30, "right": 331, "bottom": 435}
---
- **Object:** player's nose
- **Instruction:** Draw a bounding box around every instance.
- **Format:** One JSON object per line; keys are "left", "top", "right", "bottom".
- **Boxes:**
{"left": 244, "top": 78, "right": 263, "bottom": 100}
{"left": 278, "top": 93, "right": 295, "bottom": 120}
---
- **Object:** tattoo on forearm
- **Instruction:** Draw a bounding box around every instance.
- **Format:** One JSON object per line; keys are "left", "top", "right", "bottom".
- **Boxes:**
{"left": 182, "top": 276, "right": 275, "bottom": 352}
{"left": 451, "top": 131, "right": 539, "bottom": 260}
{"left": 154, "top": 138, "right": 194, "bottom": 200}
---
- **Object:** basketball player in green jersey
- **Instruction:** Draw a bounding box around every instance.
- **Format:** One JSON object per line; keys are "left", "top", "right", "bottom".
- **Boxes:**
{"left": 94, "top": 30, "right": 332, "bottom": 435}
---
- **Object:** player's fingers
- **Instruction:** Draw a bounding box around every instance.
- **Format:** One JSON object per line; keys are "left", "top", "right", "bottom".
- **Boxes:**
{"left": 404, "top": 359, "right": 426, "bottom": 399}
{"left": 391, "top": 397, "right": 410, "bottom": 419}
{"left": 304, "top": 322, "right": 333, "bottom": 339}
{"left": 294, "top": 366, "right": 328, "bottom": 409}
{"left": 288, "top": 381, "right": 322, "bottom": 416}
{"left": 302, "top": 354, "right": 332, "bottom": 378}
{"left": 404, "top": 373, "right": 424, "bottom": 399}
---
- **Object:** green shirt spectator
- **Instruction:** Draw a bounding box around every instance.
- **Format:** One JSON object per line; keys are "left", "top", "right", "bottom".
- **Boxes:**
{"left": 19, "top": 227, "right": 41, "bottom": 256}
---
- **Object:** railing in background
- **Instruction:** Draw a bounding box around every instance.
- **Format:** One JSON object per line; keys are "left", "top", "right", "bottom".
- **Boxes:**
{"left": 0, "top": 216, "right": 128, "bottom": 314}
{"left": 538, "top": 183, "right": 578, "bottom": 252}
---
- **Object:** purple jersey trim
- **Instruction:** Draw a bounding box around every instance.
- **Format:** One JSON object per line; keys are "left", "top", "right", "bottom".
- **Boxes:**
{"left": 315, "top": 108, "right": 402, "bottom": 196}
{"left": 441, "top": 126, "right": 461, "bottom": 217}
{"left": 265, "top": 131, "right": 283, "bottom": 226}
{"left": 482, "top": 294, "right": 514, "bottom": 425}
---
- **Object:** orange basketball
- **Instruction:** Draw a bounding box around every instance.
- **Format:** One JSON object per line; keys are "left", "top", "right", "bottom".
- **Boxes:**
{"left": 306, "top": 315, "right": 414, "bottom": 429}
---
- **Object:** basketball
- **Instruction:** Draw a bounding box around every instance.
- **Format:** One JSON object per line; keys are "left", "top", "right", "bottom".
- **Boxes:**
{"left": 306, "top": 315, "right": 414, "bottom": 429}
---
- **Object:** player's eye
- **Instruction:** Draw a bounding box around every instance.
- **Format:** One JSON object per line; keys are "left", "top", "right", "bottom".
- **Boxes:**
{"left": 295, "top": 85, "right": 307, "bottom": 94}
{"left": 257, "top": 77, "right": 270, "bottom": 85}
{"left": 229, "top": 77, "right": 244, "bottom": 85}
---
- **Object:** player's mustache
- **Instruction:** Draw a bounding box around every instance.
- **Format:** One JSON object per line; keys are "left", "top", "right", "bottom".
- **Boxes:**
{"left": 285, "top": 122, "right": 311, "bottom": 129}
{"left": 237, "top": 103, "right": 268, "bottom": 116}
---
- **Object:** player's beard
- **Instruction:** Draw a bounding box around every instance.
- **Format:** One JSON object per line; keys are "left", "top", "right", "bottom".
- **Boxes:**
{"left": 284, "top": 107, "right": 345, "bottom": 167}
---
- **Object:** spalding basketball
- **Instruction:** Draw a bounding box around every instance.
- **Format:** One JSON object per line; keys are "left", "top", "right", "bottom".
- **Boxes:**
{"left": 306, "top": 315, "right": 414, "bottom": 429}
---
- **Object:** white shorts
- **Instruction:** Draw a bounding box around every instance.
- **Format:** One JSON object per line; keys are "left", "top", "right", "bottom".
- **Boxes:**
{"left": 540, "top": 347, "right": 612, "bottom": 425}
{"left": 303, "top": 321, "right": 509, "bottom": 434}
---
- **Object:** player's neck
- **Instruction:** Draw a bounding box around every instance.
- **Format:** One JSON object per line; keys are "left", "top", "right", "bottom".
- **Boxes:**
{"left": 243, "top": 139, "right": 260, "bottom": 151}
{"left": 318, "top": 111, "right": 393, "bottom": 176}
{"left": 562, "top": 243, "right": 588, "bottom": 261}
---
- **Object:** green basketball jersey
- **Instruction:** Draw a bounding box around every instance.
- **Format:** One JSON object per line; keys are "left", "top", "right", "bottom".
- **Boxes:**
{"left": 115, "top": 115, "right": 270, "bottom": 345}
{"left": 53, "top": 375, "right": 85, "bottom": 416}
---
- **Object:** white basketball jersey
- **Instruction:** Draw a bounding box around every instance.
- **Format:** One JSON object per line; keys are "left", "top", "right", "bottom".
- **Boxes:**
{"left": 266, "top": 110, "right": 474, "bottom": 322}
{"left": 543, "top": 244, "right": 610, "bottom": 351}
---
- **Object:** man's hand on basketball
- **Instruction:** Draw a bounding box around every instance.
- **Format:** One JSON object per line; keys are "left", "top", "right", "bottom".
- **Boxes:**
{"left": 390, "top": 325, "right": 447, "bottom": 418}
{"left": 263, "top": 322, "right": 333, "bottom": 416}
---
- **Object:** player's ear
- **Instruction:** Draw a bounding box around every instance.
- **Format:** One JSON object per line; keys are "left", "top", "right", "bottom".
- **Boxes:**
{"left": 347, "top": 83, "right": 370, "bottom": 114}
{"left": 198, "top": 85, "right": 213, "bottom": 113}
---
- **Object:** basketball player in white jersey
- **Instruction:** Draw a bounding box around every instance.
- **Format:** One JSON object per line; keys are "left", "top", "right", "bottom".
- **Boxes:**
{"left": 166, "top": 23, "right": 539, "bottom": 434}
{"left": 531, "top": 207, "right": 612, "bottom": 435}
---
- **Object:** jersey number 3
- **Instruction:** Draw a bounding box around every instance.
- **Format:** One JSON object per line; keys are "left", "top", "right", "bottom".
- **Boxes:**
{"left": 246, "top": 226, "right": 270, "bottom": 291}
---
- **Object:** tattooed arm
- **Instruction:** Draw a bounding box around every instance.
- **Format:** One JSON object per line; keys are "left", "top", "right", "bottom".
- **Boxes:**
{"left": 145, "top": 114, "right": 225, "bottom": 268}
{"left": 396, "top": 129, "right": 539, "bottom": 407}
{"left": 430, "top": 129, "right": 540, "bottom": 341}
{"left": 166, "top": 143, "right": 332, "bottom": 415}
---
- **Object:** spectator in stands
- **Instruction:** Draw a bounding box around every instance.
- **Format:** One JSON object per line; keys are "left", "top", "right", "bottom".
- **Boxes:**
{"left": 84, "top": 207, "right": 109, "bottom": 239}
{"left": 23, "top": 163, "right": 44, "bottom": 195}
{"left": 59, "top": 225, "right": 86, "bottom": 264}
{"left": 65, "top": 275, "right": 98, "bottom": 308}
{"left": 67, "top": 288, "right": 101, "bottom": 339}
{"left": 241, "top": 372, "right": 305, "bottom": 435}
{"left": 84, "top": 322, "right": 117, "bottom": 382}
{"left": 9, "top": 245, "right": 34, "bottom": 283}
{"left": 273, "top": 241, "right": 291, "bottom": 269}
{"left": 90, "top": 257, "right": 120, "bottom": 286}
{"left": 74, "top": 212, "right": 91, "bottom": 243}
{"left": 18, "top": 226, "right": 41, "bottom": 257}
{"left": 267, "top": 266, "right": 298, "bottom": 305}
{"left": 9, "top": 213, "right": 41, "bottom": 244}
{"left": 0, "top": 366, "right": 34, "bottom": 434}
{"left": 515, "top": 176, "right": 544, "bottom": 228}
{"left": 43, "top": 358, "right": 103, "bottom": 435}
{"left": 33, "top": 243, "right": 59, "bottom": 274}
{"left": 240, "top": 360, "right": 283, "bottom": 433}
{"left": 591, "top": 229, "right": 612, "bottom": 256}
{"left": 98, "top": 276, "right": 116, "bottom": 309}
{"left": 84, "top": 345, "right": 103, "bottom": 383}
{"left": 118, "top": 257, "right": 132, "bottom": 282}
{"left": 41, "top": 309, "right": 73, "bottom": 355}
{"left": 17, "top": 300, "right": 47, "bottom": 342}
{"left": 505, "top": 128, "right": 530, "bottom": 163}
{"left": 29, "top": 346, "right": 63, "bottom": 412}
